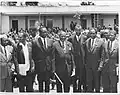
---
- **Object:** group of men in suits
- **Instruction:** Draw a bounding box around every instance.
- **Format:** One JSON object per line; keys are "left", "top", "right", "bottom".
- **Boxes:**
{"left": 0, "top": 23, "right": 119, "bottom": 93}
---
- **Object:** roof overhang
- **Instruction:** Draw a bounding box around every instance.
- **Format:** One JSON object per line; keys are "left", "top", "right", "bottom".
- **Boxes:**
{"left": 0, "top": 5, "right": 119, "bottom": 16}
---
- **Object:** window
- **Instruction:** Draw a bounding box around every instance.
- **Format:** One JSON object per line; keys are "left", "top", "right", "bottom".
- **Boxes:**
{"left": 46, "top": 19, "right": 53, "bottom": 29}
{"left": 114, "top": 19, "right": 117, "bottom": 25}
{"left": 100, "top": 19, "right": 103, "bottom": 27}
{"left": 25, "top": 2, "right": 38, "bottom": 6}
{"left": 29, "top": 20, "right": 36, "bottom": 28}
{"left": 8, "top": 2, "right": 17, "bottom": 6}
{"left": 12, "top": 20, "right": 18, "bottom": 30}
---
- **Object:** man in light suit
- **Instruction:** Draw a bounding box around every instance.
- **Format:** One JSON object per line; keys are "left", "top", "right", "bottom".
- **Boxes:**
{"left": 68, "top": 24, "right": 87, "bottom": 92}
{"left": 32, "top": 27, "right": 54, "bottom": 92}
{"left": 100, "top": 30, "right": 119, "bottom": 93}
{"left": 0, "top": 35, "right": 19, "bottom": 92}
{"left": 16, "top": 32, "right": 35, "bottom": 92}
{"left": 53, "top": 31, "right": 74, "bottom": 92}
{"left": 84, "top": 29, "right": 104, "bottom": 92}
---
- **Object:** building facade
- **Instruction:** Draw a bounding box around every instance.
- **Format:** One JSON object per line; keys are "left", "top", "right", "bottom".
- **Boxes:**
{"left": 0, "top": 3, "right": 119, "bottom": 33}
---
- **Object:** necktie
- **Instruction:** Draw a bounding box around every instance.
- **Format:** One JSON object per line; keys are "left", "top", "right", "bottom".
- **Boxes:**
{"left": 108, "top": 41, "right": 112, "bottom": 52}
{"left": 62, "top": 41, "right": 64, "bottom": 48}
{"left": 91, "top": 39, "right": 94, "bottom": 48}
{"left": 43, "top": 38, "right": 46, "bottom": 49}
{"left": 4, "top": 47, "right": 7, "bottom": 58}
{"left": 110, "top": 41, "right": 112, "bottom": 51}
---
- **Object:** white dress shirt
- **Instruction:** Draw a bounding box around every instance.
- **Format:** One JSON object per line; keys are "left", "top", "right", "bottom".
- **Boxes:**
{"left": 18, "top": 42, "right": 30, "bottom": 76}
{"left": 76, "top": 35, "right": 80, "bottom": 42}
{"left": 91, "top": 38, "right": 97, "bottom": 48}
{"left": 40, "top": 37, "right": 48, "bottom": 49}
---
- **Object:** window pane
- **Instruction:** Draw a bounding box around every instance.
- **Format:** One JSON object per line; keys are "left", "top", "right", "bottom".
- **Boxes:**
{"left": 30, "top": 20, "right": 36, "bottom": 28}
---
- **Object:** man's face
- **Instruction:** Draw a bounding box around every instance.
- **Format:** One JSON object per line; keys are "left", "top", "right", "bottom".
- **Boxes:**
{"left": 90, "top": 30, "right": 96, "bottom": 39}
{"left": 19, "top": 33, "right": 26, "bottom": 43}
{"left": 60, "top": 32, "right": 66, "bottom": 42}
{"left": 40, "top": 28, "right": 48, "bottom": 38}
{"left": 109, "top": 33, "right": 115, "bottom": 41}
{"left": 75, "top": 29, "right": 82, "bottom": 36}
{"left": 104, "top": 32, "right": 109, "bottom": 39}
{"left": 1, "top": 38, "right": 9, "bottom": 46}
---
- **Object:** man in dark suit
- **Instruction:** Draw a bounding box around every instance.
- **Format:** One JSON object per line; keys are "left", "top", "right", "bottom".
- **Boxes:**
{"left": 100, "top": 30, "right": 119, "bottom": 93}
{"left": 16, "top": 32, "right": 35, "bottom": 92}
{"left": 53, "top": 30, "right": 74, "bottom": 92}
{"left": 84, "top": 29, "right": 104, "bottom": 92}
{"left": 68, "top": 24, "right": 87, "bottom": 92}
{"left": 32, "top": 27, "right": 54, "bottom": 92}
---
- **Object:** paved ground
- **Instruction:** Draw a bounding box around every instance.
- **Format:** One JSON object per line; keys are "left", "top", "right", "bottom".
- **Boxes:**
{"left": 12, "top": 76, "right": 119, "bottom": 93}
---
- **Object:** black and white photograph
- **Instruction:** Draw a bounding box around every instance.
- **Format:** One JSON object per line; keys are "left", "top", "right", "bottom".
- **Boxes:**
{"left": 0, "top": 0, "right": 119, "bottom": 94}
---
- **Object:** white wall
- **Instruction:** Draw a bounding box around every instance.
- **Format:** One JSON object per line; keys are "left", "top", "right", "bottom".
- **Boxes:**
{"left": 53, "top": 16, "right": 62, "bottom": 28}
{"left": 10, "top": 16, "right": 25, "bottom": 30}
{"left": 85, "top": 15, "right": 92, "bottom": 28}
{"left": 2, "top": 15, "right": 9, "bottom": 33}
{"left": 28, "top": 16, "right": 39, "bottom": 29}
{"left": 100, "top": 14, "right": 116, "bottom": 28}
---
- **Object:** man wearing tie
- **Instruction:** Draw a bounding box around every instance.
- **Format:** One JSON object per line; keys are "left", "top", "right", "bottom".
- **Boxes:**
{"left": 100, "top": 30, "right": 119, "bottom": 93}
{"left": 84, "top": 29, "right": 104, "bottom": 92}
{"left": 53, "top": 31, "right": 74, "bottom": 92}
{"left": 68, "top": 24, "right": 87, "bottom": 92}
{"left": 32, "top": 27, "right": 54, "bottom": 92}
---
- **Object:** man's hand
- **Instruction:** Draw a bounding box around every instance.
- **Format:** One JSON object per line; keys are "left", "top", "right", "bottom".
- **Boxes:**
{"left": 97, "top": 66, "right": 102, "bottom": 71}
{"left": 30, "top": 67, "right": 35, "bottom": 73}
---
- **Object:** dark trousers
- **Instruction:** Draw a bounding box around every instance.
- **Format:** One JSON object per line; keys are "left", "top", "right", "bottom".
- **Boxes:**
{"left": 37, "top": 71, "right": 50, "bottom": 92}
{"left": 17, "top": 73, "right": 34, "bottom": 92}
{"left": 86, "top": 67, "right": 101, "bottom": 92}
{"left": 102, "top": 71, "right": 117, "bottom": 93}
{"left": 73, "top": 56, "right": 86, "bottom": 92}
{"left": 56, "top": 71, "right": 70, "bottom": 93}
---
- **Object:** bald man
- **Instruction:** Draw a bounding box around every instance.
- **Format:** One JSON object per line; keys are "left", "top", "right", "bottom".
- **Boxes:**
{"left": 32, "top": 27, "right": 54, "bottom": 92}
{"left": 53, "top": 31, "right": 74, "bottom": 92}
{"left": 68, "top": 24, "right": 87, "bottom": 92}
{"left": 84, "top": 28, "right": 104, "bottom": 92}
{"left": 101, "top": 31, "right": 119, "bottom": 93}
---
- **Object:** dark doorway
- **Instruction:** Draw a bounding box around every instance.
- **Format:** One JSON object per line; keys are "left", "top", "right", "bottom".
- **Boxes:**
{"left": 81, "top": 19, "right": 87, "bottom": 29}
{"left": 12, "top": 20, "right": 18, "bottom": 30}
{"left": 46, "top": 19, "right": 53, "bottom": 29}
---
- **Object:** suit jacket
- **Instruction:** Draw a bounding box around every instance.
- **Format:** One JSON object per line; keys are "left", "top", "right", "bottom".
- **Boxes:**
{"left": 68, "top": 34, "right": 86, "bottom": 69}
{"left": 16, "top": 42, "right": 34, "bottom": 74}
{"left": 101, "top": 39, "right": 119, "bottom": 74}
{"left": 84, "top": 37, "right": 104, "bottom": 70}
{"left": 53, "top": 40, "right": 73, "bottom": 74}
{"left": 0, "top": 44, "right": 19, "bottom": 79}
{"left": 32, "top": 37, "right": 54, "bottom": 73}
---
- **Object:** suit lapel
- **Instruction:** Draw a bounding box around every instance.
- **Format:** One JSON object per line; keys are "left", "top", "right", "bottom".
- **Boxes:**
{"left": 110, "top": 40, "right": 118, "bottom": 55}
{"left": 37, "top": 37, "right": 45, "bottom": 52}
{"left": 91, "top": 38, "right": 98, "bottom": 52}
{"left": 87, "top": 38, "right": 91, "bottom": 52}
{"left": 58, "top": 41, "right": 64, "bottom": 54}
{"left": 74, "top": 36, "right": 79, "bottom": 44}
{"left": 0, "top": 52, "right": 7, "bottom": 61}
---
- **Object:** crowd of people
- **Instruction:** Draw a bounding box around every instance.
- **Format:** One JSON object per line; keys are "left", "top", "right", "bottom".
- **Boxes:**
{"left": 0, "top": 22, "right": 119, "bottom": 93}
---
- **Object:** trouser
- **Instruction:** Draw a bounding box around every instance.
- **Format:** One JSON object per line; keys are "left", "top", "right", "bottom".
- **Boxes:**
{"left": 0, "top": 77, "right": 12, "bottom": 92}
{"left": 37, "top": 71, "right": 50, "bottom": 92}
{"left": 56, "top": 71, "right": 70, "bottom": 93}
{"left": 86, "top": 68, "right": 101, "bottom": 92}
{"left": 17, "top": 73, "right": 34, "bottom": 92}
{"left": 73, "top": 56, "right": 86, "bottom": 92}
{"left": 102, "top": 71, "right": 117, "bottom": 93}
